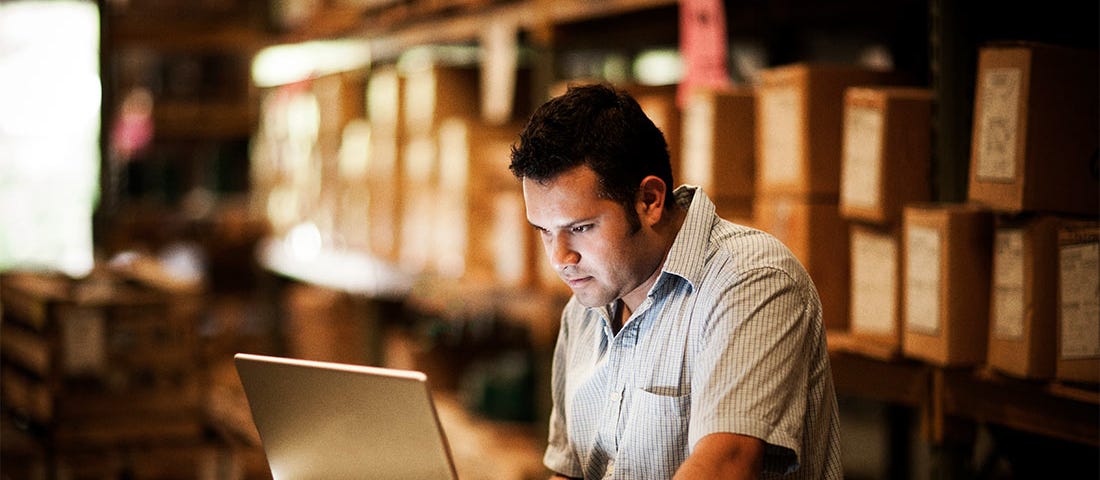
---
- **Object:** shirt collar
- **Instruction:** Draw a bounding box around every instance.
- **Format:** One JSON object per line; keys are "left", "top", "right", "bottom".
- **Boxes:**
{"left": 658, "top": 185, "right": 715, "bottom": 293}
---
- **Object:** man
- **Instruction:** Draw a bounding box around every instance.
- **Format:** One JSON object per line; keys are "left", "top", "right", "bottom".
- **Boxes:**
{"left": 509, "top": 84, "right": 842, "bottom": 479}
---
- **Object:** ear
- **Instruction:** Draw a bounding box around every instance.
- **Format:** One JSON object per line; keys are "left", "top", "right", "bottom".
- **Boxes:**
{"left": 636, "top": 175, "right": 668, "bottom": 226}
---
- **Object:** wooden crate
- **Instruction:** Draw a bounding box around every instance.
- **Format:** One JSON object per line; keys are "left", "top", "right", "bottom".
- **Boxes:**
{"left": 0, "top": 271, "right": 207, "bottom": 448}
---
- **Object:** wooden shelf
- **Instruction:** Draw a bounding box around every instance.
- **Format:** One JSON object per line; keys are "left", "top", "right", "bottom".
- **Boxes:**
{"left": 828, "top": 331, "right": 1100, "bottom": 447}
{"left": 256, "top": 238, "right": 414, "bottom": 300}
{"left": 936, "top": 368, "right": 1099, "bottom": 447}
{"left": 350, "top": 0, "right": 678, "bottom": 60}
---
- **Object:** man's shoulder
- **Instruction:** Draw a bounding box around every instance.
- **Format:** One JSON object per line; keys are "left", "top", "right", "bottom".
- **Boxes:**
{"left": 707, "top": 220, "right": 806, "bottom": 276}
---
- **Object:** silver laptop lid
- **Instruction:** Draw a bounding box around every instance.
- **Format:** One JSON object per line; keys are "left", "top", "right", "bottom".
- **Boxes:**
{"left": 234, "top": 353, "right": 458, "bottom": 480}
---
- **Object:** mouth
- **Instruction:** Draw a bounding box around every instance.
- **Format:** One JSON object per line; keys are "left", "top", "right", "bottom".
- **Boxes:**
{"left": 563, "top": 276, "right": 591, "bottom": 288}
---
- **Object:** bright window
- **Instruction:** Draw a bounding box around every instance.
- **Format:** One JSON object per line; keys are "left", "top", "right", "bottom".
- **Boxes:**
{"left": 0, "top": 1, "right": 101, "bottom": 277}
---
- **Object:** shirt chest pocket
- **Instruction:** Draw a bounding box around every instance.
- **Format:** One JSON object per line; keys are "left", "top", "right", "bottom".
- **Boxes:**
{"left": 620, "top": 388, "right": 690, "bottom": 477}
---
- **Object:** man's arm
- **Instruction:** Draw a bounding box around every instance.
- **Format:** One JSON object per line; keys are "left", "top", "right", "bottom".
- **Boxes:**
{"left": 673, "top": 432, "right": 764, "bottom": 480}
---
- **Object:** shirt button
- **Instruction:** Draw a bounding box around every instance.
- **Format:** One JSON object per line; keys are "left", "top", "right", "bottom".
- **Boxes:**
{"left": 611, "top": 391, "right": 622, "bottom": 402}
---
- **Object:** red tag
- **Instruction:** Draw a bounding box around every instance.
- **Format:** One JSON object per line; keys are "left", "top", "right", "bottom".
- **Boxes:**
{"left": 678, "top": 0, "right": 731, "bottom": 107}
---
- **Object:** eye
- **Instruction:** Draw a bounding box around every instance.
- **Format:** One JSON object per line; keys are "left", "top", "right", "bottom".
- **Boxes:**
{"left": 571, "top": 224, "right": 592, "bottom": 234}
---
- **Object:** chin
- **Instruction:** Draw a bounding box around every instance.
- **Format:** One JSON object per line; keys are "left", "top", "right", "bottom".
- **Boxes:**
{"left": 572, "top": 291, "right": 614, "bottom": 309}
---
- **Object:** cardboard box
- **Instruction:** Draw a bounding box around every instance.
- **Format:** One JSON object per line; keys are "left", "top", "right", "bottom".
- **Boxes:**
{"left": 0, "top": 272, "right": 204, "bottom": 441}
{"left": 986, "top": 215, "right": 1059, "bottom": 379}
{"left": 627, "top": 84, "right": 683, "bottom": 184}
{"left": 756, "top": 64, "right": 897, "bottom": 196}
{"left": 398, "top": 134, "right": 439, "bottom": 273}
{"left": 365, "top": 68, "right": 405, "bottom": 261}
{"left": 284, "top": 283, "right": 371, "bottom": 365}
{"left": 333, "top": 120, "right": 372, "bottom": 253}
{"left": 681, "top": 85, "right": 755, "bottom": 202}
{"left": 367, "top": 172, "right": 401, "bottom": 262}
{"left": 433, "top": 118, "right": 524, "bottom": 283}
{"left": 968, "top": 43, "right": 1099, "bottom": 216}
{"left": 754, "top": 194, "right": 849, "bottom": 330}
{"left": 840, "top": 87, "right": 933, "bottom": 225}
{"left": 368, "top": 65, "right": 403, "bottom": 131}
{"left": 714, "top": 195, "right": 754, "bottom": 227}
{"left": 480, "top": 190, "right": 537, "bottom": 289}
{"left": 401, "top": 64, "right": 480, "bottom": 136}
{"left": 314, "top": 70, "right": 365, "bottom": 138}
{"left": 849, "top": 223, "right": 903, "bottom": 354}
{"left": 1055, "top": 222, "right": 1100, "bottom": 384}
{"left": 902, "top": 203, "right": 993, "bottom": 366}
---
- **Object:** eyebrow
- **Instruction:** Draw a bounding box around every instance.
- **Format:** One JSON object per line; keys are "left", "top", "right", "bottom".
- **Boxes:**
{"left": 528, "top": 216, "right": 598, "bottom": 232}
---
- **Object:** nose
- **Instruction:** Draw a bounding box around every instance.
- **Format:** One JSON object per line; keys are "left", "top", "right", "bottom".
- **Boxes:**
{"left": 546, "top": 233, "right": 579, "bottom": 272}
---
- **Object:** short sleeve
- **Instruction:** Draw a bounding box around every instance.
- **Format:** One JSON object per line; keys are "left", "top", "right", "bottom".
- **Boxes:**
{"left": 688, "top": 266, "right": 815, "bottom": 474}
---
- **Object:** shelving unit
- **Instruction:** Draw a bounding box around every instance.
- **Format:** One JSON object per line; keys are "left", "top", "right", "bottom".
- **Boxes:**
{"left": 254, "top": 0, "right": 1098, "bottom": 466}
{"left": 830, "top": 332, "right": 1100, "bottom": 447}
{"left": 65, "top": 1, "right": 1100, "bottom": 478}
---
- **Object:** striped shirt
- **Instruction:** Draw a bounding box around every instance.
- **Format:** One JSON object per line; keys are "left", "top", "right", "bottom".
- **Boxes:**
{"left": 543, "top": 186, "right": 843, "bottom": 479}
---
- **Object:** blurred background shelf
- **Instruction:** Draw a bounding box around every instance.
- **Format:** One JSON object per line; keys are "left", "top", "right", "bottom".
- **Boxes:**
{"left": 1, "top": 0, "right": 1096, "bottom": 479}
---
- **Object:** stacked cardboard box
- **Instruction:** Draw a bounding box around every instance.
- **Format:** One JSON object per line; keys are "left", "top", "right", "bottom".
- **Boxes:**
{"left": 901, "top": 204, "right": 994, "bottom": 366}
{"left": 680, "top": 85, "right": 755, "bottom": 223}
{"left": 754, "top": 64, "right": 899, "bottom": 330}
{"left": 627, "top": 83, "right": 684, "bottom": 189}
{"left": 847, "top": 223, "right": 902, "bottom": 353}
{"left": 0, "top": 271, "right": 224, "bottom": 476}
{"left": 1055, "top": 223, "right": 1100, "bottom": 384}
{"left": 838, "top": 87, "right": 933, "bottom": 356}
{"left": 434, "top": 117, "right": 532, "bottom": 287}
{"left": 968, "top": 43, "right": 1100, "bottom": 383}
{"left": 987, "top": 215, "right": 1060, "bottom": 379}
{"left": 397, "top": 64, "right": 481, "bottom": 275}
{"left": 365, "top": 66, "right": 405, "bottom": 262}
{"left": 968, "top": 43, "right": 1098, "bottom": 217}
{"left": 283, "top": 283, "right": 373, "bottom": 365}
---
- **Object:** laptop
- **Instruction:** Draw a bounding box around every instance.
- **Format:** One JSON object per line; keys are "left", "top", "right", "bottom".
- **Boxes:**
{"left": 233, "top": 353, "right": 459, "bottom": 480}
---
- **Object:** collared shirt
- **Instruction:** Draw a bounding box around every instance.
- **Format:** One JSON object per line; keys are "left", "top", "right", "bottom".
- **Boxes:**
{"left": 543, "top": 187, "right": 842, "bottom": 479}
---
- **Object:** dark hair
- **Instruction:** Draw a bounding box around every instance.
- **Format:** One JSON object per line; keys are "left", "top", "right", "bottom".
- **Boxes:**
{"left": 509, "top": 83, "right": 674, "bottom": 219}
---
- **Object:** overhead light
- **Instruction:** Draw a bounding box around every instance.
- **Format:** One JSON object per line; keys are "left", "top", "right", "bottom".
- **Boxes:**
{"left": 633, "top": 48, "right": 683, "bottom": 86}
{"left": 252, "top": 39, "right": 372, "bottom": 87}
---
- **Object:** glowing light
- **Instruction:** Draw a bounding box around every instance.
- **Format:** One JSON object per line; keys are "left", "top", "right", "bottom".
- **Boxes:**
{"left": 633, "top": 49, "right": 683, "bottom": 86}
{"left": 252, "top": 40, "right": 372, "bottom": 87}
{"left": 287, "top": 223, "right": 323, "bottom": 260}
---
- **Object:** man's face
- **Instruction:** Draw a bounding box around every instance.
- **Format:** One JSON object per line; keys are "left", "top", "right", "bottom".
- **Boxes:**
{"left": 523, "top": 165, "right": 653, "bottom": 308}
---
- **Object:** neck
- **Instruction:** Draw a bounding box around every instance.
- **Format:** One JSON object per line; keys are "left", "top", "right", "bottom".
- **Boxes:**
{"left": 611, "top": 299, "right": 629, "bottom": 335}
{"left": 619, "top": 202, "right": 687, "bottom": 316}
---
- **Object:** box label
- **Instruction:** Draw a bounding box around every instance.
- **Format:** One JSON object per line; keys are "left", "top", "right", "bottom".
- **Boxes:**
{"left": 492, "top": 192, "right": 528, "bottom": 287}
{"left": 992, "top": 229, "right": 1026, "bottom": 340}
{"left": 975, "top": 68, "right": 1022, "bottom": 182}
{"left": 404, "top": 68, "right": 437, "bottom": 132}
{"left": 1059, "top": 242, "right": 1100, "bottom": 359}
{"left": 480, "top": 18, "right": 518, "bottom": 125}
{"left": 682, "top": 93, "right": 716, "bottom": 191}
{"left": 403, "top": 136, "right": 437, "bottom": 182}
{"left": 399, "top": 189, "right": 436, "bottom": 272}
{"left": 437, "top": 118, "right": 470, "bottom": 192}
{"left": 852, "top": 229, "right": 898, "bottom": 336}
{"left": 368, "top": 69, "right": 400, "bottom": 128}
{"left": 759, "top": 87, "right": 803, "bottom": 187}
{"left": 433, "top": 201, "right": 468, "bottom": 278}
{"left": 841, "top": 106, "right": 884, "bottom": 210}
{"left": 339, "top": 120, "right": 372, "bottom": 180}
{"left": 59, "top": 306, "right": 106, "bottom": 375}
{"left": 906, "top": 225, "right": 942, "bottom": 335}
